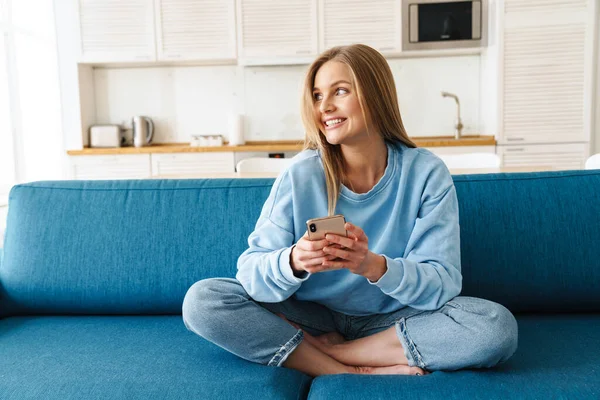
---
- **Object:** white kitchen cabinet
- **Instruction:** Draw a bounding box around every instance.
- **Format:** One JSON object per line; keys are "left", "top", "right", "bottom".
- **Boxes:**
{"left": 237, "top": 0, "right": 318, "bottom": 64}
{"left": 76, "top": 0, "right": 157, "bottom": 63}
{"left": 70, "top": 154, "right": 152, "bottom": 179}
{"left": 319, "top": 0, "right": 401, "bottom": 54}
{"left": 498, "top": 143, "right": 589, "bottom": 170}
{"left": 498, "top": 0, "right": 594, "bottom": 145}
{"left": 150, "top": 153, "right": 235, "bottom": 176}
{"left": 155, "top": 0, "right": 237, "bottom": 61}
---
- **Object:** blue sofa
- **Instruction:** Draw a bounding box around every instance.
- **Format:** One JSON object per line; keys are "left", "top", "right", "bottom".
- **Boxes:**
{"left": 1, "top": 170, "right": 599, "bottom": 399}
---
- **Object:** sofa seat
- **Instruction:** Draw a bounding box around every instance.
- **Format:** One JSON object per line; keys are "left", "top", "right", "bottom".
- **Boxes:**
{"left": 0, "top": 316, "right": 311, "bottom": 400}
{"left": 1, "top": 314, "right": 599, "bottom": 399}
{"left": 308, "top": 314, "right": 600, "bottom": 400}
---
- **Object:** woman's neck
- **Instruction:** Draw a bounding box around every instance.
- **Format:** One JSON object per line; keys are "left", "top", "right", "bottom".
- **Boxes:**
{"left": 340, "top": 139, "right": 388, "bottom": 194}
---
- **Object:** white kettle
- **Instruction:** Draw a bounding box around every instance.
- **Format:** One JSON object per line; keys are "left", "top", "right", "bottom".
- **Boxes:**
{"left": 132, "top": 116, "right": 154, "bottom": 147}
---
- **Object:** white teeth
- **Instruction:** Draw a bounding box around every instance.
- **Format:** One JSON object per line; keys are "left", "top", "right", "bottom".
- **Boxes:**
{"left": 325, "top": 118, "right": 344, "bottom": 127}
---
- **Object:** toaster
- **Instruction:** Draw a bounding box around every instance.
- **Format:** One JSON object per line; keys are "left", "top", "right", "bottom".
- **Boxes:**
{"left": 89, "top": 125, "right": 125, "bottom": 148}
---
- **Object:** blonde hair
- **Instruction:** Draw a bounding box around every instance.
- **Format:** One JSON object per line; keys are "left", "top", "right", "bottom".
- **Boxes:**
{"left": 300, "top": 44, "right": 417, "bottom": 215}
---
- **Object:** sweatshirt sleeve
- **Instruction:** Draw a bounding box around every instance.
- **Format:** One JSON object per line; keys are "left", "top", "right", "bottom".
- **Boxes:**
{"left": 368, "top": 163, "right": 462, "bottom": 310}
{"left": 236, "top": 171, "right": 309, "bottom": 303}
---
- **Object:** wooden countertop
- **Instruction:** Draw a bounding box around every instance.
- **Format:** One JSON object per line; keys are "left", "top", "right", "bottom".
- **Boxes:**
{"left": 67, "top": 136, "right": 495, "bottom": 155}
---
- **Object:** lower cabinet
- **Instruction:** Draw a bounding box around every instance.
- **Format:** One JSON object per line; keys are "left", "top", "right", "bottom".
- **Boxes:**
{"left": 70, "top": 154, "right": 152, "bottom": 179}
{"left": 151, "top": 153, "right": 235, "bottom": 177}
{"left": 69, "top": 152, "right": 236, "bottom": 180}
{"left": 497, "top": 143, "right": 589, "bottom": 170}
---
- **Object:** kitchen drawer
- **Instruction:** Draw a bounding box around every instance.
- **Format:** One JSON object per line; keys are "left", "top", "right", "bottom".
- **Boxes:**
{"left": 70, "top": 155, "right": 151, "bottom": 180}
{"left": 151, "top": 153, "right": 235, "bottom": 177}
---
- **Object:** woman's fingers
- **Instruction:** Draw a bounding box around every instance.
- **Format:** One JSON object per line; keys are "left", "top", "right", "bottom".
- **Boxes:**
{"left": 298, "top": 235, "right": 329, "bottom": 251}
{"left": 345, "top": 222, "right": 368, "bottom": 241}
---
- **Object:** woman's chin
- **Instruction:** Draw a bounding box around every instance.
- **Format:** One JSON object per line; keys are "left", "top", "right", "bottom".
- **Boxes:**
{"left": 324, "top": 131, "right": 344, "bottom": 145}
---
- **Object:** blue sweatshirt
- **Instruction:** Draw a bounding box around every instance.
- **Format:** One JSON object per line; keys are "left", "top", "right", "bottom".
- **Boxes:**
{"left": 236, "top": 141, "right": 462, "bottom": 316}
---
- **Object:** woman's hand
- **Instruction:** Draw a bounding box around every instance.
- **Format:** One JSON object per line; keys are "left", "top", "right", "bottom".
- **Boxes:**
{"left": 290, "top": 232, "right": 340, "bottom": 276}
{"left": 320, "top": 222, "right": 388, "bottom": 282}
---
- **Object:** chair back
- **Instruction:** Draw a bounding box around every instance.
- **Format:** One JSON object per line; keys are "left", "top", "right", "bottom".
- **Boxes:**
{"left": 585, "top": 153, "right": 600, "bottom": 170}
{"left": 437, "top": 153, "right": 501, "bottom": 169}
{"left": 236, "top": 157, "right": 294, "bottom": 174}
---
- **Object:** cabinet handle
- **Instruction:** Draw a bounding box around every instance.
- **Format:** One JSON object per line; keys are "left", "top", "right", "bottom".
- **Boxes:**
{"left": 505, "top": 148, "right": 524, "bottom": 152}
{"left": 295, "top": 50, "right": 310, "bottom": 54}
{"left": 379, "top": 47, "right": 394, "bottom": 51}
{"left": 506, "top": 138, "right": 524, "bottom": 141}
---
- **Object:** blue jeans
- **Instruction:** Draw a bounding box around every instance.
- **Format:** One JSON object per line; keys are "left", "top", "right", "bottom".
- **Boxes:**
{"left": 182, "top": 278, "right": 518, "bottom": 371}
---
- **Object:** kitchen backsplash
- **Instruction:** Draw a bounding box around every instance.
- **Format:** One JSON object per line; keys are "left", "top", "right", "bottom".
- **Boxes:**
{"left": 93, "top": 55, "right": 480, "bottom": 143}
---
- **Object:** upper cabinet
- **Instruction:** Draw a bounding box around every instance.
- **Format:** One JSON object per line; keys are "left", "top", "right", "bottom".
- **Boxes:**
{"left": 499, "top": 0, "right": 594, "bottom": 145}
{"left": 237, "top": 0, "right": 318, "bottom": 63}
{"left": 155, "top": 0, "right": 236, "bottom": 61}
{"left": 77, "top": 0, "right": 237, "bottom": 64}
{"left": 77, "top": 0, "right": 156, "bottom": 63}
{"left": 319, "top": 0, "right": 401, "bottom": 54}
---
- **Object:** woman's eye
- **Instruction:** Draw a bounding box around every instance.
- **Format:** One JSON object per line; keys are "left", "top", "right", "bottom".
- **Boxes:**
{"left": 313, "top": 93, "right": 322, "bottom": 101}
{"left": 336, "top": 88, "right": 348, "bottom": 95}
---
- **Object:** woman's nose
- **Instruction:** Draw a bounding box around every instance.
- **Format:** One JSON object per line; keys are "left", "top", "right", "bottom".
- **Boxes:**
{"left": 319, "top": 96, "right": 335, "bottom": 114}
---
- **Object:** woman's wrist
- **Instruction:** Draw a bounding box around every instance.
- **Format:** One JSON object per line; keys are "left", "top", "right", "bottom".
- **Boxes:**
{"left": 365, "top": 252, "right": 387, "bottom": 282}
{"left": 289, "top": 246, "right": 306, "bottom": 277}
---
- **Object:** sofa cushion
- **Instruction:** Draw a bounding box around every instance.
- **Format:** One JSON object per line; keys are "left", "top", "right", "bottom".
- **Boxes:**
{"left": 454, "top": 170, "right": 600, "bottom": 312}
{"left": 307, "top": 314, "right": 600, "bottom": 399}
{"left": 0, "top": 315, "right": 311, "bottom": 400}
{"left": 0, "top": 179, "right": 272, "bottom": 316}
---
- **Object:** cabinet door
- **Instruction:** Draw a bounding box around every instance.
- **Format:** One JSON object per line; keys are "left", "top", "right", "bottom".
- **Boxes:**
{"left": 237, "top": 0, "right": 318, "bottom": 62}
{"left": 77, "top": 0, "right": 156, "bottom": 63}
{"left": 151, "top": 153, "right": 235, "bottom": 176}
{"left": 499, "top": 0, "right": 593, "bottom": 144}
{"left": 498, "top": 143, "right": 589, "bottom": 170}
{"left": 155, "top": 0, "right": 236, "bottom": 61}
{"left": 319, "top": 0, "right": 400, "bottom": 53}
{"left": 70, "top": 155, "right": 152, "bottom": 179}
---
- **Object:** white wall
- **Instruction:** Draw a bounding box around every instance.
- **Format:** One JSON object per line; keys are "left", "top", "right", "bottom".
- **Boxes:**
{"left": 91, "top": 55, "right": 481, "bottom": 144}
{"left": 594, "top": 2, "right": 600, "bottom": 155}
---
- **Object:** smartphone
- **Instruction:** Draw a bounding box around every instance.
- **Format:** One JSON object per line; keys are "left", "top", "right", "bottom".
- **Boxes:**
{"left": 306, "top": 215, "right": 347, "bottom": 241}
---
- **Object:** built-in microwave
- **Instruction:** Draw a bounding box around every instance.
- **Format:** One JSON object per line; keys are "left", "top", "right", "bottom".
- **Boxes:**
{"left": 402, "top": 0, "right": 488, "bottom": 51}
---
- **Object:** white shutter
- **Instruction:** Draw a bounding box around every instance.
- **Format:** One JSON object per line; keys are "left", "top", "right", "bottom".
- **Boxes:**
{"left": 320, "top": 0, "right": 400, "bottom": 53}
{"left": 77, "top": 0, "right": 156, "bottom": 63}
{"left": 504, "top": 0, "right": 587, "bottom": 13}
{"left": 156, "top": 0, "right": 236, "bottom": 61}
{"left": 498, "top": 143, "right": 588, "bottom": 170}
{"left": 70, "top": 155, "right": 152, "bottom": 179}
{"left": 500, "top": 0, "right": 591, "bottom": 144}
{"left": 150, "top": 153, "right": 235, "bottom": 176}
{"left": 238, "top": 0, "right": 317, "bottom": 59}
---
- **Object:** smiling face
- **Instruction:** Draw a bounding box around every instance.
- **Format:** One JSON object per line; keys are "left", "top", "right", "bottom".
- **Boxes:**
{"left": 312, "top": 61, "right": 370, "bottom": 146}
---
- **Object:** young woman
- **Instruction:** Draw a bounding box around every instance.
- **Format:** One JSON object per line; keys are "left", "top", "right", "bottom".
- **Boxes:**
{"left": 183, "top": 44, "right": 518, "bottom": 377}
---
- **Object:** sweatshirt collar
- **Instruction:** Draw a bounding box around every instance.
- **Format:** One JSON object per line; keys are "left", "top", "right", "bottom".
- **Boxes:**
{"left": 340, "top": 142, "right": 396, "bottom": 202}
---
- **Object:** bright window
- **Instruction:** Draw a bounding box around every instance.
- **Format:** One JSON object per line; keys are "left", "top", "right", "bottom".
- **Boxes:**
{"left": 0, "top": 0, "right": 63, "bottom": 196}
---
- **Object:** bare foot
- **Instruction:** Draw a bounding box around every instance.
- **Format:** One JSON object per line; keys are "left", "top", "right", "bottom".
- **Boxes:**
{"left": 351, "top": 364, "right": 428, "bottom": 376}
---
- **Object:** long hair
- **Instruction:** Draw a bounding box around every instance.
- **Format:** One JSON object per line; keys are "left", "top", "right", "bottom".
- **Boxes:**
{"left": 300, "top": 44, "right": 417, "bottom": 215}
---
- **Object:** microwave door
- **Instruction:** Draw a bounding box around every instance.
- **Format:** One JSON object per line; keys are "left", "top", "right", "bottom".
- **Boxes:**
{"left": 418, "top": 1, "right": 473, "bottom": 42}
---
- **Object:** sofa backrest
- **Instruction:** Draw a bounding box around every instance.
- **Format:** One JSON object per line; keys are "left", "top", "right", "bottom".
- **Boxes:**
{"left": 1, "top": 170, "right": 599, "bottom": 316}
